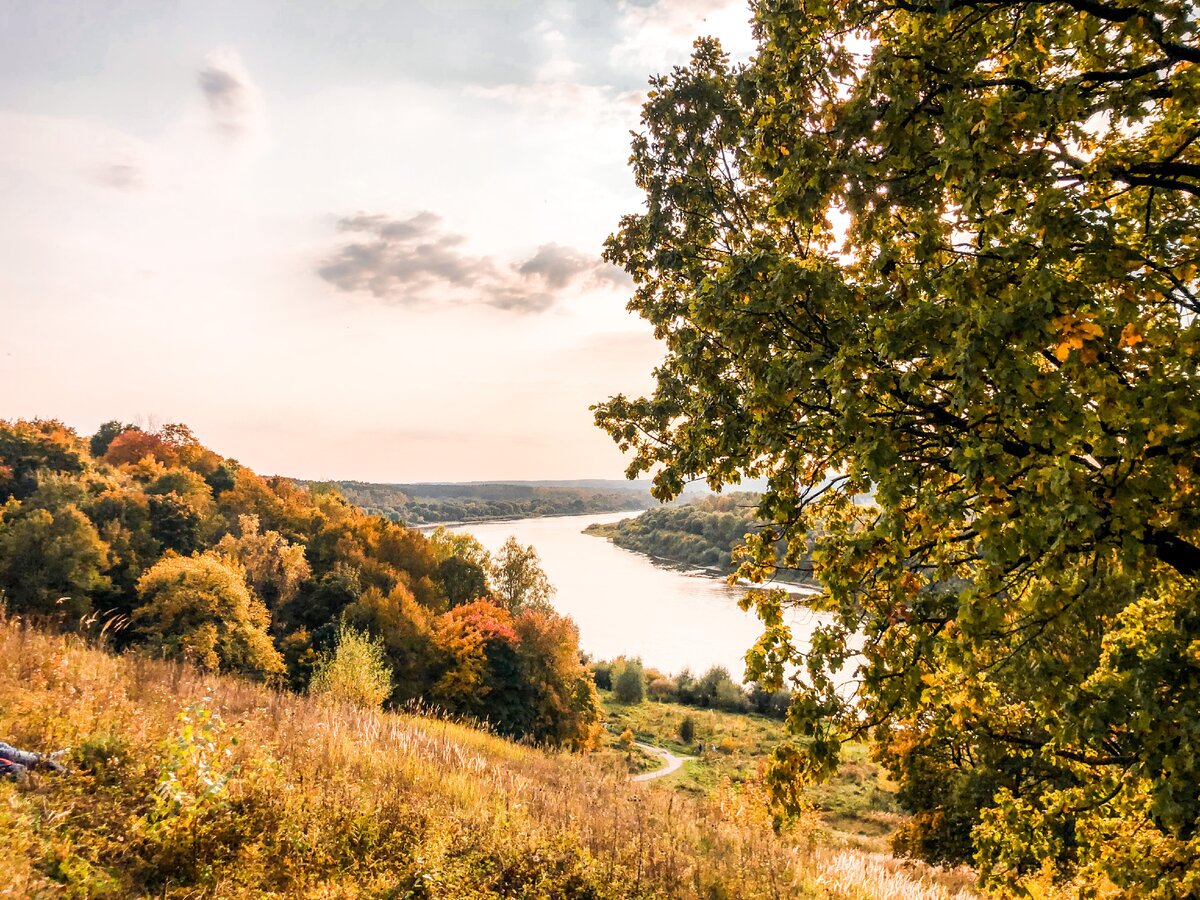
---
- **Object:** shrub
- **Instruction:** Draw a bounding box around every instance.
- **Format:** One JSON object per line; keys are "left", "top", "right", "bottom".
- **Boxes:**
{"left": 612, "top": 658, "right": 646, "bottom": 704}
{"left": 679, "top": 715, "right": 696, "bottom": 745}
{"left": 309, "top": 624, "right": 393, "bottom": 710}
{"left": 590, "top": 659, "right": 613, "bottom": 690}
{"left": 647, "top": 676, "right": 676, "bottom": 702}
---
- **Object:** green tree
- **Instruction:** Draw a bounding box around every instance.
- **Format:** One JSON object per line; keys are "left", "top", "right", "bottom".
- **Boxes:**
{"left": 437, "top": 556, "right": 489, "bottom": 607}
{"left": 0, "top": 500, "right": 111, "bottom": 618}
{"left": 596, "top": 3, "right": 1200, "bottom": 893}
{"left": 308, "top": 624, "right": 393, "bottom": 710}
{"left": 489, "top": 536, "right": 554, "bottom": 614}
{"left": 134, "top": 552, "right": 284, "bottom": 677}
{"left": 0, "top": 420, "right": 88, "bottom": 502}
{"left": 679, "top": 715, "right": 696, "bottom": 745}
{"left": 612, "top": 657, "right": 646, "bottom": 705}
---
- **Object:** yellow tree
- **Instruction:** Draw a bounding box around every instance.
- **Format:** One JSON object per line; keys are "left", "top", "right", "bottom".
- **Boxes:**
{"left": 135, "top": 552, "right": 284, "bottom": 677}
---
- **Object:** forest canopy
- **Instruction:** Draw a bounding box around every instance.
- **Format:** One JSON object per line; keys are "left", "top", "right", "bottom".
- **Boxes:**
{"left": 0, "top": 419, "right": 600, "bottom": 748}
{"left": 596, "top": 0, "right": 1200, "bottom": 893}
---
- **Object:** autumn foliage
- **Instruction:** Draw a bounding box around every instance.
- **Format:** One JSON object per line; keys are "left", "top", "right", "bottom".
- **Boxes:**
{"left": 0, "top": 418, "right": 600, "bottom": 747}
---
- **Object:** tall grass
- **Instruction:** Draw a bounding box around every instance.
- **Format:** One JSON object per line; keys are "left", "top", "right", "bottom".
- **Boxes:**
{"left": 0, "top": 618, "right": 976, "bottom": 898}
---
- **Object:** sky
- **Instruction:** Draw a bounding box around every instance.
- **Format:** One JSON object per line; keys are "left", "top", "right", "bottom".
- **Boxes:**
{"left": 0, "top": 0, "right": 756, "bottom": 482}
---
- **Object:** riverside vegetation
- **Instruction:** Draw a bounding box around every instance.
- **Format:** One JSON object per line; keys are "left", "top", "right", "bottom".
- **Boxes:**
{"left": 326, "top": 480, "right": 653, "bottom": 525}
{"left": 584, "top": 492, "right": 816, "bottom": 585}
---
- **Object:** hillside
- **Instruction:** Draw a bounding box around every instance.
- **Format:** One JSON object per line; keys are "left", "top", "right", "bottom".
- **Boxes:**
{"left": 0, "top": 620, "right": 976, "bottom": 898}
{"left": 584, "top": 493, "right": 817, "bottom": 586}
{"left": 319, "top": 479, "right": 654, "bottom": 525}
{"left": 0, "top": 419, "right": 600, "bottom": 749}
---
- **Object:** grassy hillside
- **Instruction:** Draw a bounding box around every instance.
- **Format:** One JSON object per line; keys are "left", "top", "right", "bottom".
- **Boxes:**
{"left": 0, "top": 619, "right": 975, "bottom": 899}
{"left": 595, "top": 693, "right": 903, "bottom": 851}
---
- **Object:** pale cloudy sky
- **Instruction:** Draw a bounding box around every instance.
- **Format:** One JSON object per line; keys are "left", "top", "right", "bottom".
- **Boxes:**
{"left": 0, "top": 0, "right": 755, "bottom": 481}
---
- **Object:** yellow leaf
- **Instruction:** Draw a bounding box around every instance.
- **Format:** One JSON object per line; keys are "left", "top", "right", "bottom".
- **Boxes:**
{"left": 1120, "top": 323, "right": 1143, "bottom": 347}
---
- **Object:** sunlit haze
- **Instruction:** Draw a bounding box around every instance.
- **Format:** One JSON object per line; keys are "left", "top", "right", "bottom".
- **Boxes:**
{"left": 0, "top": 0, "right": 755, "bottom": 481}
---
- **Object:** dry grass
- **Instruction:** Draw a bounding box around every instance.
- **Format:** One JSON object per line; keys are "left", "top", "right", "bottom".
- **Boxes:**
{"left": 0, "top": 618, "right": 978, "bottom": 899}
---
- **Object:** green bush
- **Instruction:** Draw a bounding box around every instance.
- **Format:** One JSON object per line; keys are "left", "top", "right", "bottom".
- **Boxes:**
{"left": 612, "top": 658, "right": 646, "bottom": 704}
{"left": 679, "top": 715, "right": 696, "bottom": 744}
{"left": 309, "top": 624, "right": 393, "bottom": 710}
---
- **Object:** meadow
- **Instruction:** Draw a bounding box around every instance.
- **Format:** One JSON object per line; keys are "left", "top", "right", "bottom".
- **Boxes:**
{"left": 596, "top": 693, "right": 903, "bottom": 851}
{"left": 0, "top": 617, "right": 976, "bottom": 899}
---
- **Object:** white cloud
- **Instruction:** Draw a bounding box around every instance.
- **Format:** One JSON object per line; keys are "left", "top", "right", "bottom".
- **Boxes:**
{"left": 610, "top": 0, "right": 756, "bottom": 73}
{"left": 0, "top": 111, "right": 153, "bottom": 190}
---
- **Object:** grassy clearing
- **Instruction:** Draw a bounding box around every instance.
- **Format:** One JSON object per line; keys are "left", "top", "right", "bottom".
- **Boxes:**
{"left": 0, "top": 619, "right": 974, "bottom": 898}
{"left": 597, "top": 693, "right": 904, "bottom": 851}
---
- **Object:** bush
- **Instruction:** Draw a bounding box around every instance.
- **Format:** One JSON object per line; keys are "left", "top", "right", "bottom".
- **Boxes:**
{"left": 679, "top": 715, "right": 696, "bottom": 744}
{"left": 309, "top": 624, "right": 393, "bottom": 710}
{"left": 647, "top": 676, "right": 676, "bottom": 702}
{"left": 612, "top": 658, "right": 646, "bottom": 704}
{"left": 590, "top": 659, "right": 613, "bottom": 691}
{"left": 715, "top": 680, "right": 749, "bottom": 713}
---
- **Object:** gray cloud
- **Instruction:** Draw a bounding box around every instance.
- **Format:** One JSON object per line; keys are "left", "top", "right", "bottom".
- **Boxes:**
{"left": 318, "top": 212, "right": 628, "bottom": 313}
{"left": 197, "top": 50, "right": 262, "bottom": 139}
{"left": 519, "top": 243, "right": 629, "bottom": 290}
{"left": 92, "top": 162, "right": 144, "bottom": 190}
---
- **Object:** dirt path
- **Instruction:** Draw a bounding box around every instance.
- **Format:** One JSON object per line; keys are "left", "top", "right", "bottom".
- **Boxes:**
{"left": 631, "top": 741, "right": 694, "bottom": 782}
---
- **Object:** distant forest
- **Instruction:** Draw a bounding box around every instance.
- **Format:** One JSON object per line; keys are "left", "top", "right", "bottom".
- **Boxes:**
{"left": 315, "top": 480, "right": 654, "bottom": 525}
{"left": 585, "top": 492, "right": 816, "bottom": 586}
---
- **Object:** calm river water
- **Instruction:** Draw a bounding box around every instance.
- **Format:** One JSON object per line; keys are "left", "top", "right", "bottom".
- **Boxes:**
{"left": 445, "top": 512, "right": 829, "bottom": 681}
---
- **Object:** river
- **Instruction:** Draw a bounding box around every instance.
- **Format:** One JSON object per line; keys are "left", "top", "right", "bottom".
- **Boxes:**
{"left": 444, "top": 511, "right": 830, "bottom": 681}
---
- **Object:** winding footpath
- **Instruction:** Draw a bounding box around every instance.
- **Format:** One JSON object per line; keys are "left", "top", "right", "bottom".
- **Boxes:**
{"left": 631, "top": 741, "right": 695, "bottom": 782}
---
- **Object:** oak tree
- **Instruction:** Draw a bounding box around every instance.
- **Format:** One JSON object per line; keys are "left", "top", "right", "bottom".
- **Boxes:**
{"left": 596, "top": 1, "right": 1200, "bottom": 892}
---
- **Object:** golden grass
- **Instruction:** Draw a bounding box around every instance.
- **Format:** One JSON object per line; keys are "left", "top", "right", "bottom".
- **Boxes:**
{"left": 0, "top": 619, "right": 978, "bottom": 899}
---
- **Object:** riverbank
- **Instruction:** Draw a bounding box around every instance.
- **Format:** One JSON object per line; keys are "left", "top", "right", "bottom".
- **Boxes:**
{"left": 582, "top": 522, "right": 823, "bottom": 597}
{"left": 582, "top": 499, "right": 822, "bottom": 591}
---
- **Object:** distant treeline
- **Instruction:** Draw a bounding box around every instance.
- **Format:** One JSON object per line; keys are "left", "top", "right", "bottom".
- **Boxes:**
{"left": 585, "top": 492, "right": 815, "bottom": 585}
{"left": 310, "top": 480, "right": 653, "bottom": 525}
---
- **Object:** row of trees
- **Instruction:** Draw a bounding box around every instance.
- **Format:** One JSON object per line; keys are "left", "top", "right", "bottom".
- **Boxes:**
{"left": 597, "top": 0, "right": 1200, "bottom": 892}
{"left": 0, "top": 419, "right": 600, "bottom": 747}
{"left": 591, "top": 657, "right": 792, "bottom": 719}
{"left": 329, "top": 480, "right": 650, "bottom": 525}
